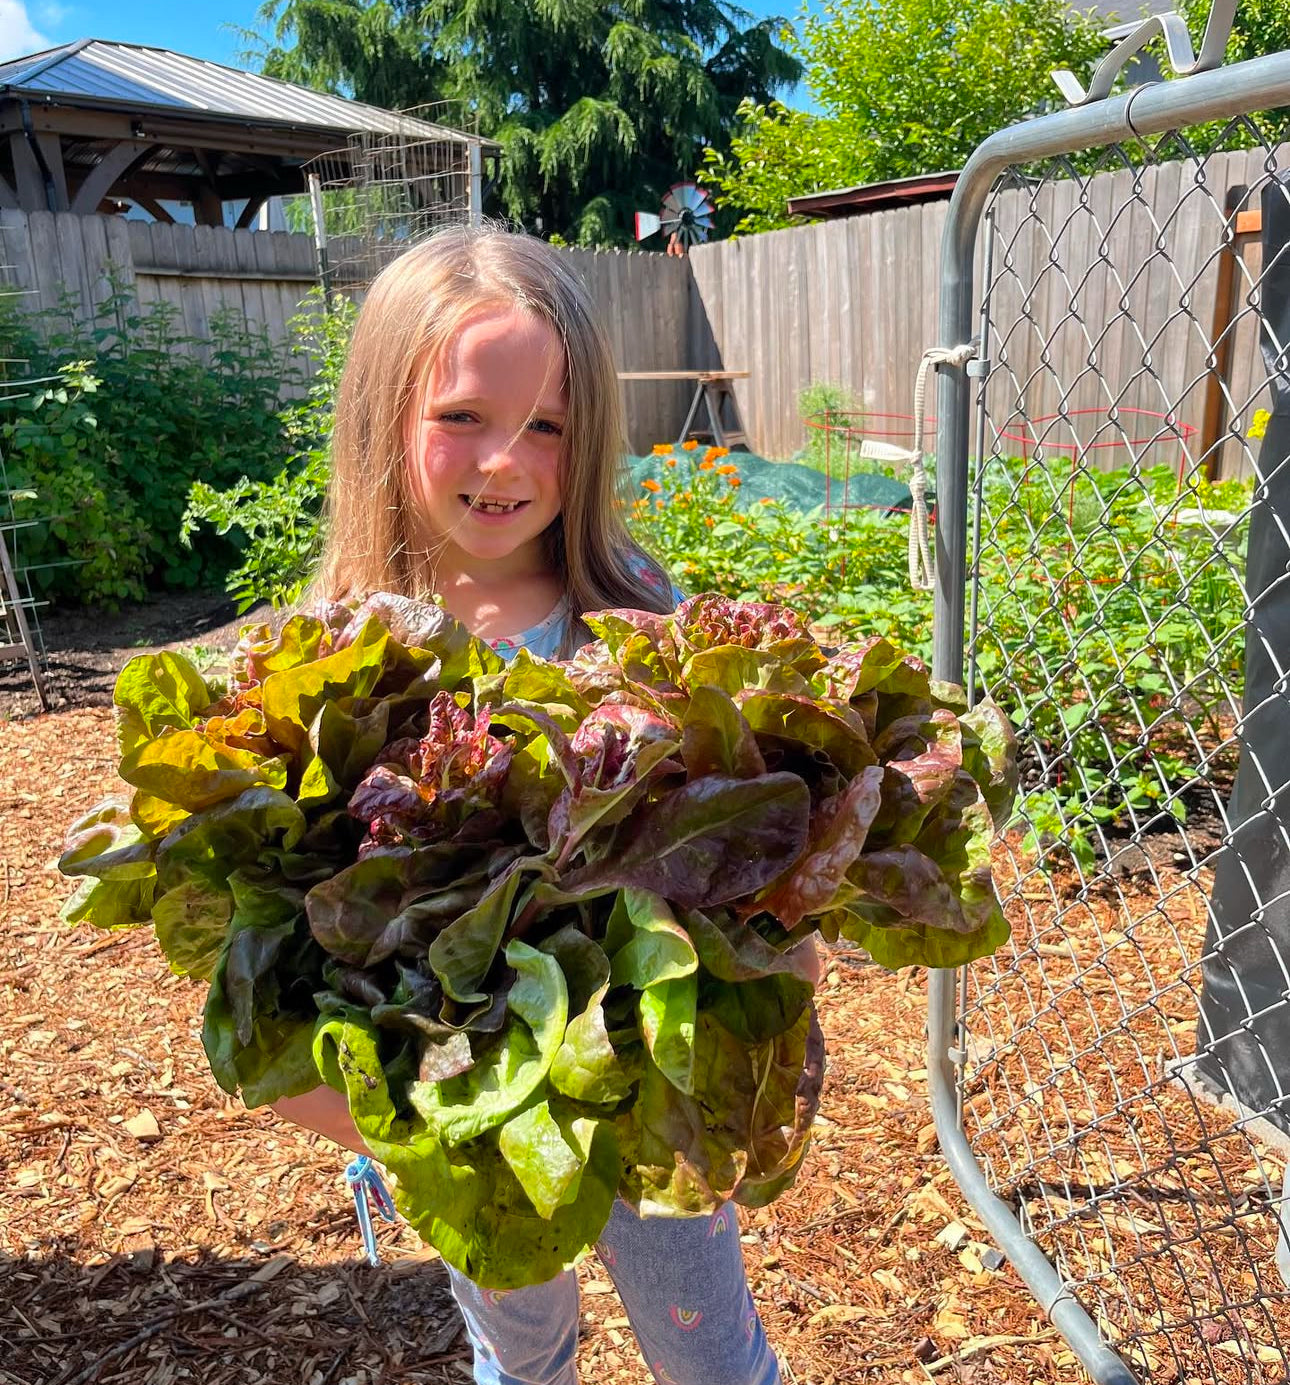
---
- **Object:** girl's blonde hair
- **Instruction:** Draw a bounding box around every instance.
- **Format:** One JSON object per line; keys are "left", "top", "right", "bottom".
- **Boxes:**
{"left": 310, "top": 223, "right": 674, "bottom": 648}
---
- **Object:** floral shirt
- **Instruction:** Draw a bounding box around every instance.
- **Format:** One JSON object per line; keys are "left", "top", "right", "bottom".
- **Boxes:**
{"left": 485, "top": 552, "right": 682, "bottom": 661}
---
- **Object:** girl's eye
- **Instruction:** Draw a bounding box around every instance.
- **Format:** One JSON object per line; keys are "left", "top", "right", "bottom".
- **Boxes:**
{"left": 437, "top": 410, "right": 476, "bottom": 424}
{"left": 529, "top": 419, "right": 563, "bottom": 437}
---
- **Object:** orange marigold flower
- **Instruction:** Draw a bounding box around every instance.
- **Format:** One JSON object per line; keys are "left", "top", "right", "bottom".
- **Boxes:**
{"left": 641, "top": 478, "right": 662, "bottom": 493}
{"left": 655, "top": 498, "right": 665, "bottom": 509}
{"left": 760, "top": 497, "right": 774, "bottom": 506}
{"left": 704, "top": 446, "right": 730, "bottom": 462}
{"left": 683, "top": 491, "right": 693, "bottom": 501}
{"left": 726, "top": 476, "right": 742, "bottom": 488}
{"left": 698, "top": 459, "right": 715, "bottom": 472}
{"left": 681, "top": 439, "right": 699, "bottom": 451}
{"left": 716, "top": 463, "right": 738, "bottom": 475}
{"left": 652, "top": 443, "right": 673, "bottom": 455}
{"left": 664, "top": 457, "right": 677, "bottom": 468}
{"left": 704, "top": 515, "right": 715, "bottom": 528}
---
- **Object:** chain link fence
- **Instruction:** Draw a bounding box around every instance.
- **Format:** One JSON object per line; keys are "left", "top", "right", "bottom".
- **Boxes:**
{"left": 930, "top": 46, "right": 1290, "bottom": 1385}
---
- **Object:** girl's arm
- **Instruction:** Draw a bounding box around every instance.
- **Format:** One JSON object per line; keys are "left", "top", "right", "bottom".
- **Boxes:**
{"left": 271, "top": 1085, "right": 369, "bottom": 1156}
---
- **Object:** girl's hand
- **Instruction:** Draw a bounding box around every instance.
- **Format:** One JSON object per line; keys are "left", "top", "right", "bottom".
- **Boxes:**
{"left": 271, "top": 1085, "right": 369, "bottom": 1156}
{"left": 803, "top": 935, "right": 822, "bottom": 987}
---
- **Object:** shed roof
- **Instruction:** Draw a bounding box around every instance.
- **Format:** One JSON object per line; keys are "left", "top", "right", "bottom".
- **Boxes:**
{"left": 787, "top": 171, "right": 960, "bottom": 220}
{"left": 0, "top": 39, "right": 488, "bottom": 148}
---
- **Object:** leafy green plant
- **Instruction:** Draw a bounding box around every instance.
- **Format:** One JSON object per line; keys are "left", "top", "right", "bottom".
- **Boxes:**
{"left": 702, "top": 0, "right": 1106, "bottom": 234}
{"left": 971, "top": 457, "right": 1250, "bottom": 865}
{"left": 626, "top": 443, "right": 932, "bottom": 656}
{"left": 0, "top": 362, "right": 151, "bottom": 607}
{"left": 182, "top": 454, "right": 329, "bottom": 613}
{"left": 181, "top": 290, "right": 354, "bottom": 610}
{"left": 794, "top": 382, "right": 878, "bottom": 481}
{"left": 1015, "top": 788, "right": 1096, "bottom": 872}
{"left": 0, "top": 276, "right": 299, "bottom": 602}
{"left": 60, "top": 592, "right": 1017, "bottom": 1285}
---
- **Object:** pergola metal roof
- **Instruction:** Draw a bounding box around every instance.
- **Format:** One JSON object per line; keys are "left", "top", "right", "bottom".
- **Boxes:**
{"left": 0, "top": 39, "right": 485, "bottom": 146}
{"left": 0, "top": 39, "right": 497, "bottom": 224}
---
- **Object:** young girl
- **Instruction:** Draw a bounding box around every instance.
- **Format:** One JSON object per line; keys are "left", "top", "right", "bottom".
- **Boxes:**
{"left": 272, "top": 224, "right": 784, "bottom": 1385}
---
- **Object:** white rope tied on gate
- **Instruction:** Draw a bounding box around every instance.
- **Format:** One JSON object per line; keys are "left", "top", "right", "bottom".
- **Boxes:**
{"left": 857, "top": 342, "right": 977, "bottom": 592}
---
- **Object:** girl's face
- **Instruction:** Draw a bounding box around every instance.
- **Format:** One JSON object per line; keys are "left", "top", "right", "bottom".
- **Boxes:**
{"left": 406, "top": 305, "right": 567, "bottom": 578}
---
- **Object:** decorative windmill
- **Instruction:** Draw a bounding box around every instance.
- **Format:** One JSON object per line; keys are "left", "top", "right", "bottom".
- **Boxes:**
{"left": 634, "top": 182, "right": 716, "bottom": 254}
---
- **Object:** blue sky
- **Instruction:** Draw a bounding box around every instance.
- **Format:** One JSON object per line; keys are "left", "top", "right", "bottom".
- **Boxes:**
{"left": 1, "top": 1, "right": 811, "bottom": 85}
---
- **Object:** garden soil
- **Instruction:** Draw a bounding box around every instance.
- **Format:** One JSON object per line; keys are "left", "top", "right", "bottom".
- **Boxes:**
{"left": 1, "top": 596, "right": 1284, "bottom": 1384}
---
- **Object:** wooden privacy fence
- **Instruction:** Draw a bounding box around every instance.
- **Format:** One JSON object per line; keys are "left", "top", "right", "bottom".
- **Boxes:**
{"left": 0, "top": 210, "right": 323, "bottom": 364}
{"left": 0, "top": 209, "right": 693, "bottom": 449}
{"left": 0, "top": 142, "right": 1276, "bottom": 475}
{"left": 687, "top": 144, "right": 1276, "bottom": 477}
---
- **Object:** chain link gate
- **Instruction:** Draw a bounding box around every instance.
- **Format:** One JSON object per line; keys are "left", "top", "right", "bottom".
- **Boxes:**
{"left": 928, "top": 19, "right": 1290, "bottom": 1385}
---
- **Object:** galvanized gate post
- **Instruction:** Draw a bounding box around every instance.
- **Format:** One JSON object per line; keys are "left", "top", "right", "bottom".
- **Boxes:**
{"left": 929, "top": 47, "right": 1290, "bottom": 1383}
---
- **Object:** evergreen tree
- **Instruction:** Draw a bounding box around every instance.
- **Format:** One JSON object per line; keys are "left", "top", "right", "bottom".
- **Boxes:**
{"left": 255, "top": 0, "right": 800, "bottom": 245}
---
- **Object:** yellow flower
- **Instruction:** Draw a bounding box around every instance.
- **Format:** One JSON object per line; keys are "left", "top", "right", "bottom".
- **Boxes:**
{"left": 652, "top": 443, "right": 673, "bottom": 455}
{"left": 698, "top": 459, "right": 715, "bottom": 472}
{"left": 1249, "top": 408, "right": 1271, "bottom": 440}
{"left": 704, "top": 445, "right": 730, "bottom": 463}
{"left": 716, "top": 463, "right": 738, "bottom": 476}
{"left": 641, "top": 477, "right": 662, "bottom": 493}
{"left": 681, "top": 439, "right": 699, "bottom": 451}
{"left": 683, "top": 491, "right": 693, "bottom": 501}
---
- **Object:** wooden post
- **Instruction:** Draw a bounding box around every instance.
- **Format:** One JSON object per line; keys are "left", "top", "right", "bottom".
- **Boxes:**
{"left": 34, "top": 133, "right": 68, "bottom": 211}
{"left": 1199, "top": 185, "right": 1262, "bottom": 479}
{"left": 8, "top": 131, "right": 44, "bottom": 209}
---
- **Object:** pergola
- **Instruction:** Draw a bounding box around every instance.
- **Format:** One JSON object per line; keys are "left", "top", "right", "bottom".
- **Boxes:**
{"left": 0, "top": 38, "right": 499, "bottom": 226}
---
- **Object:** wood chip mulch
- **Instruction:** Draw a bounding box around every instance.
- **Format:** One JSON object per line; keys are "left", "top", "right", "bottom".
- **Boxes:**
{"left": 2, "top": 700, "right": 1286, "bottom": 1385}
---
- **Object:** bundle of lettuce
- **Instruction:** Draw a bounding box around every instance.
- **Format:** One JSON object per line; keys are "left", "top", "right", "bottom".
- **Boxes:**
{"left": 59, "top": 593, "right": 1017, "bottom": 1288}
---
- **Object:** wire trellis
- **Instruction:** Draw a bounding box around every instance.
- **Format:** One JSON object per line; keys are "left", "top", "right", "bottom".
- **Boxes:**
{"left": 302, "top": 104, "right": 484, "bottom": 288}
{"left": 0, "top": 221, "right": 54, "bottom": 709}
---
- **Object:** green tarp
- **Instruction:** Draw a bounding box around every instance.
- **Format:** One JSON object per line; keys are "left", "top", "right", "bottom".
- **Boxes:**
{"left": 625, "top": 452, "right": 916, "bottom": 515}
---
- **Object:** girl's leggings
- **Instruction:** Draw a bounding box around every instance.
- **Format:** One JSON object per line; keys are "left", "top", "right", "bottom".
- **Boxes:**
{"left": 446, "top": 1199, "right": 781, "bottom": 1385}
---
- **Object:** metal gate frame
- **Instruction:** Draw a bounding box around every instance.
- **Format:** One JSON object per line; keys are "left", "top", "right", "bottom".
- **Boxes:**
{"left": 928, "top": 43, "right": 1290, "bottom": 1385}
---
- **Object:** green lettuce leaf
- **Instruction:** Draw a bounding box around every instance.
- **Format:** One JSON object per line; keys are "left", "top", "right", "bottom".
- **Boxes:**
{"left": 114, "top": 650, "right": 214, "bottom": 759}
{"left": 960, "top": 700, "right": 1021, "bottom": 829}
{"left": 410, "top": 940, "right": 568, "bottom": 1145}
{"left": 260, "top": 616, "right": 389, "bottom": 753}
{"left": 427, "top": 863, "right": 529, "bottom": 1004}
{"left": 680, "top": 684, "right": 766, "bottom": 779}
{"left": 621, "top": 1002, "right": 824, "bottom": 1216}
{"left": 738, "top": 693, "right": 875, "bottom": 776}
{"left": 120, "top": 731, "right": 288, "bottom": 818}
{"left": 550, "top": 981, "right": 633, "bottom": 1105}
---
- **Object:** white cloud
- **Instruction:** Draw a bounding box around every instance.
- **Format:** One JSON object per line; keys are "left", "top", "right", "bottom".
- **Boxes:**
{"left": 0, "top": 0, "right": 52, "bottom": 62}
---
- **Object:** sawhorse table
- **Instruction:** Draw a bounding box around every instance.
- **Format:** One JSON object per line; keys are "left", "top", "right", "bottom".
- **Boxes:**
{"left": 617, "top": 370, "right": 750, "bottom": 451}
